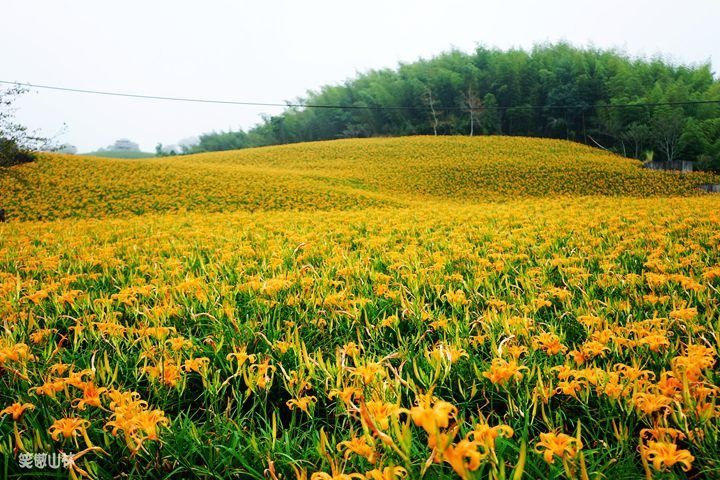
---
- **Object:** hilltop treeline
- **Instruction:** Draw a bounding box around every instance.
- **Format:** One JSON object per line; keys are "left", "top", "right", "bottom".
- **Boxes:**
{"left": 192, "top": 43, "right": 720, "bottom": 170}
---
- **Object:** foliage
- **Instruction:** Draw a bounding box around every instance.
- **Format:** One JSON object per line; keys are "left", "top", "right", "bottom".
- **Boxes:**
{"left": 81, "top": 150, "right": 157, "bottom": 159}
{"left": 0, "top": 85, "right": 46, "bottom": 167}
{"left": 1, "top": 136, "right": 719, "bottom": 478}
{"left": 0, "top": 196, "right": 719, "bottom": 479}
{"left": 191, "top": 43, "right": 720, "bottom": 170}
{"left": 0, "top": 138, "right": 35, "bottom": 166}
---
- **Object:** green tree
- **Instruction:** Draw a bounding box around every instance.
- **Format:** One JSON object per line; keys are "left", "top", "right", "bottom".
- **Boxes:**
{"left": 0, "top": 85, "right": 45, "bottom": 166}
{"left": 652, "top": 107, "right": 685, "bottom": 162}
{"left": 460, "top": 87, "right": 483, "bottom": 136}
{"left": 480, "top": 93, "right": 500, "bottom": 134}
{"left": 189, "top": 43, "right": 720, "bottom": 163}
{"left": 623, "top": 122, "right": 652, "bottom": 159}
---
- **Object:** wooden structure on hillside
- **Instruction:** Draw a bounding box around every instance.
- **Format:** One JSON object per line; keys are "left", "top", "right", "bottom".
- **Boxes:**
{"left": 643, "top": 161, "right": 694, "bottom": 172}
{"left": 697, "top": 184, "right": 720, "bottom": 193}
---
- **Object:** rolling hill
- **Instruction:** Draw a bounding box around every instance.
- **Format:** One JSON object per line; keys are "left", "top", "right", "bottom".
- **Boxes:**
{"left": 1, "top": 136, "right": 718, "bottom": 221}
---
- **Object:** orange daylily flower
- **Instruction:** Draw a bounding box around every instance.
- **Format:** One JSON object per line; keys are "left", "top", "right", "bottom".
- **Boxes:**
{"left": 49, "top": 417, "right": 91, "bottom": 441}
{"left": 408, "top": 394, "right": 457, "bottom": 436}
{"left": 72, "top": 383, "right": 107, "bottom": 410}
{"left": 183, "top": 357, "right": 210, "bottom": 374}
{"left": 337, "top": 436, "right": 377, "bottom": 463}
{"left": 364, "top": 466, "right": 407, "bottom": 480}
{"left": 441, "top": 439, "right": 487, "bottom": 480}
{"left": 0, "top": 402, "right": 34, "bottom": 421}
{"left": 641, "top": 441, "right": 694, "bottom": 472}
{"left": 482, "top": 358, "right": 527, "bottom": 386}
{"left": 287, "top": 395, "right": 318, "bottom": 415}
{"left": 534, "top": 432, "right": 582, "bottom": 464}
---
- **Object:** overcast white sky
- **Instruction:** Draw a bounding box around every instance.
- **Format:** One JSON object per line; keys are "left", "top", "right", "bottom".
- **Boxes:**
{"left": 3, "top": 0, "right": 719, "bottom": 152}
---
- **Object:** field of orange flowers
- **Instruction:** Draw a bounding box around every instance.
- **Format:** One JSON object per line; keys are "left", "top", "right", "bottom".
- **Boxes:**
{"left": 0, "top": 137, "right": 719, "bottom": 479}
{"left": 2, "top": 136, "right": 718, "bottom": 221}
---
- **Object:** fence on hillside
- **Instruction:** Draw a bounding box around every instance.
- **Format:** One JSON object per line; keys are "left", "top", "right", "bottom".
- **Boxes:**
{"left": 643, "top": 161, "right": 694, "bottom": 172}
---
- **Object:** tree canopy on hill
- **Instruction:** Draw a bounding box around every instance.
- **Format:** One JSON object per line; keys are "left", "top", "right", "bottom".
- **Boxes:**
{"left": 81, "top": 150, "right": 156, "bottom": 159}
{"left": 191, "top": 43, "right": 720, "bottom": 171}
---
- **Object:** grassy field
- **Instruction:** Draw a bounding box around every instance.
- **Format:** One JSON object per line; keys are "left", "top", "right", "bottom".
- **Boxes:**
{"left": 0, "top": 136, "right": 719, "bottom": 479}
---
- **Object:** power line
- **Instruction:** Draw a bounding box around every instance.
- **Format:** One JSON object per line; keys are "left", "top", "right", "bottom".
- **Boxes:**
{"left": 2, "top": 79, "right": 720, "bottom": 112}
{"left": 0, "top": 80, "right": 414, "bottom": 111}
